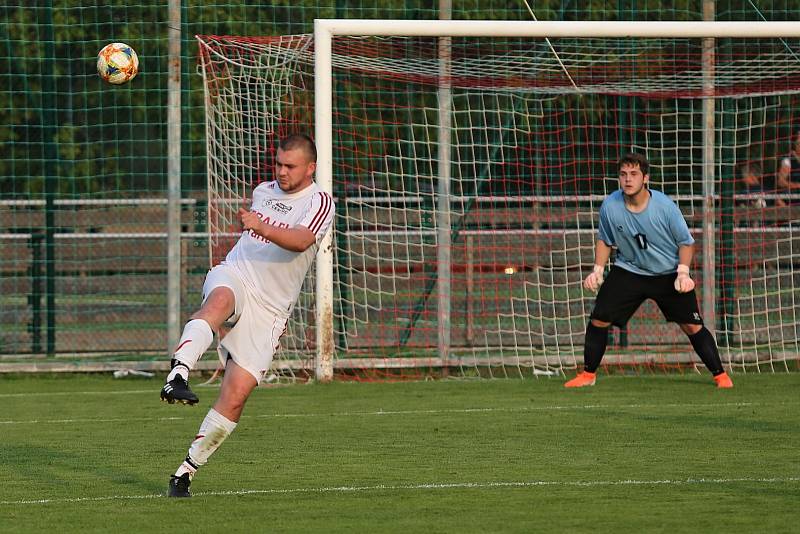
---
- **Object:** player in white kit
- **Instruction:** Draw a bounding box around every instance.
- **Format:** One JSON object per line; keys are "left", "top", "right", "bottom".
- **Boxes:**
{"left": 160, "top": 134, "right": 334, "bottom": 497}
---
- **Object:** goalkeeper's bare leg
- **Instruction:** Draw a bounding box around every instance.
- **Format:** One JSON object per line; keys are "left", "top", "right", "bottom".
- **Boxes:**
{"left": 168, "top": 359, "right": 257, "bottom": 497}
{"left": 161, "top": 287, "right": 235, "bottom": 405}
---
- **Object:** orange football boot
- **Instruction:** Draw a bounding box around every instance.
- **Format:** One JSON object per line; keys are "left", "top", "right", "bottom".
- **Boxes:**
{"left": 564, "top": 371, "right": 596, "bottom": 388}
{"left": 714, "top": 372, "right": 733, "bottom": 389}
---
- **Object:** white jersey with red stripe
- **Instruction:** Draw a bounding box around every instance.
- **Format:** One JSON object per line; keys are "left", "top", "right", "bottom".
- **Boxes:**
{"left": 222, "top": 180, "right": 334, "bottom": 318}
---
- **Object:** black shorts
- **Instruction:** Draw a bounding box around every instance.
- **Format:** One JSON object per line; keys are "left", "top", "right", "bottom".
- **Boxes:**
{"left": 590, "top": 266, "right": 703, "bottom": 327}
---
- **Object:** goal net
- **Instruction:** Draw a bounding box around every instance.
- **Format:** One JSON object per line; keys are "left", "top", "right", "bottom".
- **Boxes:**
{"left": 197, "top": 23, "right": 800, "bottom": 380}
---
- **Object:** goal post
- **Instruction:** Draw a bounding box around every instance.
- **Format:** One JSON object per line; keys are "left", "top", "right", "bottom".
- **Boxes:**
{"left": 198, "top": 21, "right": 800, "bottom": 382}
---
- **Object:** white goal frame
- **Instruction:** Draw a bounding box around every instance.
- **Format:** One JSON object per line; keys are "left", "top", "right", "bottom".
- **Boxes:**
{"left": 313, "top": 20, "right": 800, "bottom": 381}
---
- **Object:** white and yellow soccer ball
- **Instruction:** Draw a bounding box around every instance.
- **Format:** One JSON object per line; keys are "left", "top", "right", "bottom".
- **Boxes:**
{"left": 97, "top": 42, "right": 139, "bottom": 85}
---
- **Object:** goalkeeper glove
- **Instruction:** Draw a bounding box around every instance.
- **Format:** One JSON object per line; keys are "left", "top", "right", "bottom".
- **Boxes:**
{"left": 674, "top": 264, "right": 695, "bottom": 293}
{"left": 583, "top": 265, "right": 605, "bottom": 292}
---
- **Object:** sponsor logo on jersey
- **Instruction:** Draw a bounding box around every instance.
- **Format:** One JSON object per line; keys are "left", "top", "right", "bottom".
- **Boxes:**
{"left": 262, "top": 198, "right": 293, "bottom": 214}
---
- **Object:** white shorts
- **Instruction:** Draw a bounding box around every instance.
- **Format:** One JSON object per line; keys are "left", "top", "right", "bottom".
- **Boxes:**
{"left": 202, "top": 264, "right": 287, "bottom": 383}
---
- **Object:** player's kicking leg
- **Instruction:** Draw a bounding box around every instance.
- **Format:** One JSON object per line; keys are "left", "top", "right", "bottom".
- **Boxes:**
{"left": 160, "top": 319, "right": 213, "bottom": 405}
{"left": 160, "top": 286, "right": 235, "bottom": 405}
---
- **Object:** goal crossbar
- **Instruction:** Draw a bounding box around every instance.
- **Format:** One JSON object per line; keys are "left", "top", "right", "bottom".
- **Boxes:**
{"left": 314, "top": 19, "right": 800, "bottom": 39}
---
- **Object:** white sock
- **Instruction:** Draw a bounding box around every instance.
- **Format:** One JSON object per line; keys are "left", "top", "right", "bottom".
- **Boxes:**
{"left": 167, "top": 319, "right": 214, "bottom": 381}
{"left": 174, "top": 458, "right": 198, "bottom": 479}
{"left": 174, "top": 408, "right": 237, "bottom": 478}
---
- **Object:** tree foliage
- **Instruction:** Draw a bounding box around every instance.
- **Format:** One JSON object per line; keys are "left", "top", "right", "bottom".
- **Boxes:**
{"left": 0, "top": 1, "right": 798, "bottom": 197}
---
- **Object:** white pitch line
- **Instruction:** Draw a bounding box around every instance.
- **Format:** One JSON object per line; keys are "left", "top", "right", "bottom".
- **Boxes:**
{"left": 250, "top": 401, "right": 763, "bottom": 419}
{"left": 0, "top": 390, "right": 154, "bottom": 398}
{"left": 0, "top": 401, "right": 771, "bottom": 426}
{"left": 0, "top": 416, "right": 190, "bottom": 425}
{"left": 1, "top": 476, "right": 798, "bottom": 506}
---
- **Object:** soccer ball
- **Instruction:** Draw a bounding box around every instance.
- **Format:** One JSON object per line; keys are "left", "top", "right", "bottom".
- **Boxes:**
{"left": 97, "top": 43, "right": 139, "bottom": 85}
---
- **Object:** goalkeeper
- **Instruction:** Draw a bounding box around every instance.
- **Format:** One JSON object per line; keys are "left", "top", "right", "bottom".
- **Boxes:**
{"left": 566, "top": 153, "right": 733, "bottom": 389}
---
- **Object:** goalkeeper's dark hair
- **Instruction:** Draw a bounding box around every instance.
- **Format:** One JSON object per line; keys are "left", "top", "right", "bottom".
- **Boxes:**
{"left": 280, "top": 133, "right": 317, "bottom": 163}
{"left": 617, "top": 152, "right": 649, "bottom": 176}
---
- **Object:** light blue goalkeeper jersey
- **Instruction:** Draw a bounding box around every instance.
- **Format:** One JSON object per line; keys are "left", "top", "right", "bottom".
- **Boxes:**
{"left": 597, "top": 189, "right": 694, "bottom": 276}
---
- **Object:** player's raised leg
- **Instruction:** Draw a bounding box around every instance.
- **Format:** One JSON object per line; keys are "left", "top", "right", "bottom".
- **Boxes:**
{"left": 168, "top": 358, "right": 257, "bottom": 497}
{"left": 161, "top": 286, "right": 235, "bottom": 405}
{"left": 160, "top": 317, "right": 211, "bottom": 405}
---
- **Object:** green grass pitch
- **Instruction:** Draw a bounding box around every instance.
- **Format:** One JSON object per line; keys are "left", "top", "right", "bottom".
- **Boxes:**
{"left": 0, "top": 373, "right": 798, "bottom": 533}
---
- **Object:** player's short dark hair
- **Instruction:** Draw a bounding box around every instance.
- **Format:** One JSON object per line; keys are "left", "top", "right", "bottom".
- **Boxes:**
{"left": 617, "top": 153, "right": 649, "bottom": 176}
{"left": 279, "top": 133, "right": 317, "bottom": 162}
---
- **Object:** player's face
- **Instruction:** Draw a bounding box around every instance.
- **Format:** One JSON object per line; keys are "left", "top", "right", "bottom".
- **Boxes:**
{"left": 275, "top": 148, "right": 316, "bottom": 193}
{"left": 618, "top": 163, "right": 649, "bottom": 197}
